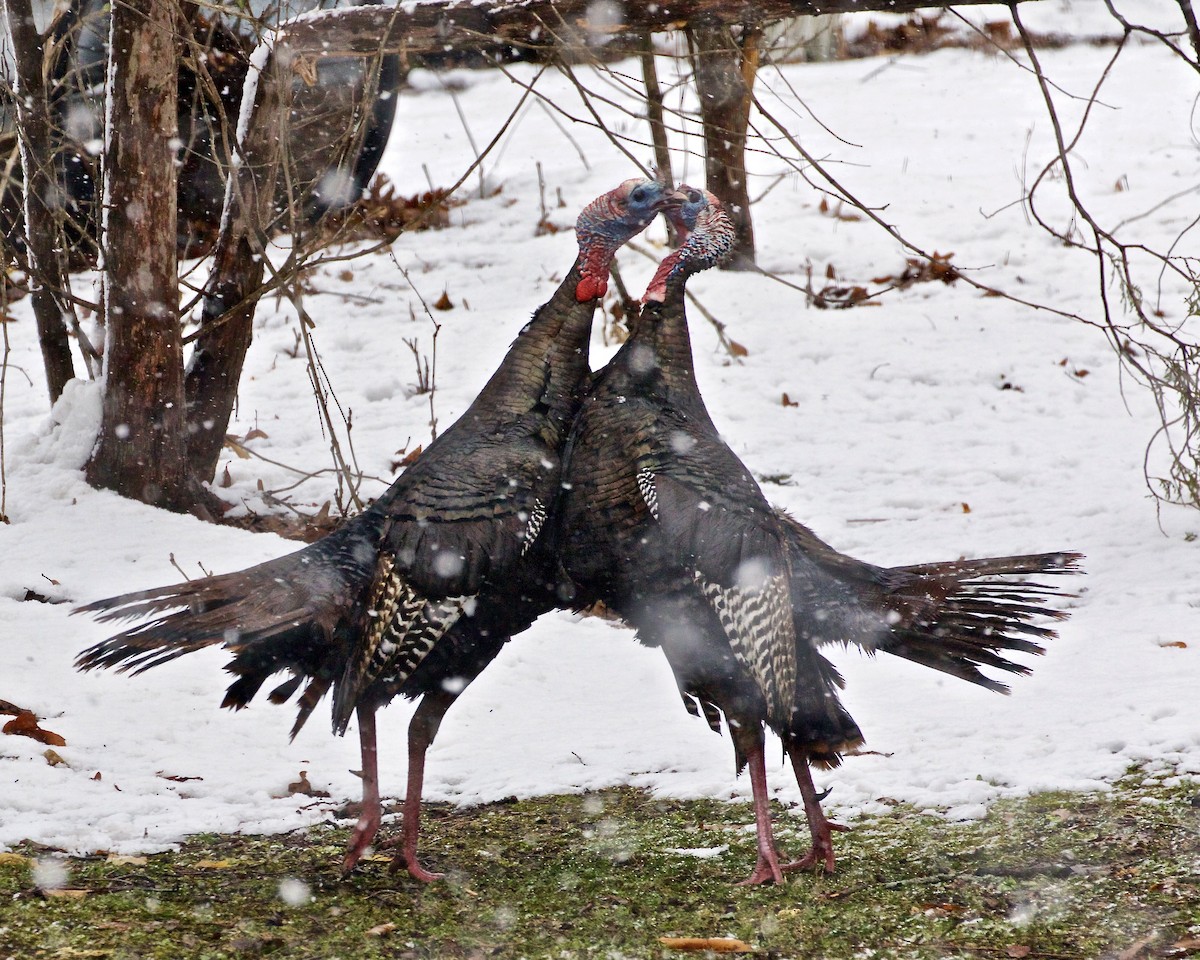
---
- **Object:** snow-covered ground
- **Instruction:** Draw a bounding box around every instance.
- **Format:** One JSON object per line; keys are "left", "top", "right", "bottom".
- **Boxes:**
{"left": 2, "top": 2, "right": 1197, "bottom": 856}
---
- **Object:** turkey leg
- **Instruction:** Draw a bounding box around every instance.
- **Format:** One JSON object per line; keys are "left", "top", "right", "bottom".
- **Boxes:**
{"left": 388, "top": 689, "right": 456, "bottom": 883}
{"left": 736, "top": 737, "right": 787, "bottom": 886}
{"left": 341, "top": 706, "right": 381, "bottom": 875}
{"left": 783, "top": 744, "right": 848, "bottom": 874}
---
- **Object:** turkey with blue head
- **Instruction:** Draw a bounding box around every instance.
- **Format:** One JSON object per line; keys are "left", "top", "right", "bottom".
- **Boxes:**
{"left": 558, "top": 185, "right": 1080, "bottom": 883}
{"left": 76, "top": 177, "right": 681, "bottom": 882}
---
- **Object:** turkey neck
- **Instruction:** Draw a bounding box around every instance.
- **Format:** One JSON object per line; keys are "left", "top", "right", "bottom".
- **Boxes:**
{"left": 464, "top": 259, "right": 596, "bottom": 434}
{"left": 608, "top": 279, "right": 702, "bottom": 411}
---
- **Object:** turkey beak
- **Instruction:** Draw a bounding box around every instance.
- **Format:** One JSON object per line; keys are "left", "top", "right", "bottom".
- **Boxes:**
{"left": 655, "top": 190, "right": 689, "bottom": 213}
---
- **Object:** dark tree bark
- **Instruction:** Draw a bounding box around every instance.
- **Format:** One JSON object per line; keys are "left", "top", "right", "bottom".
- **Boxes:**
{"left": 639, "top": 33, "right": 681, "bottom": 247}
{"left": 85, "top": 0, "right": 195, "bottom": 513}
{"left": 274, "top": 0, "right": 1033, "bottom": 57}
{"left": 688, "top": 23, "right": 759, "bottom": 269}
{"left": 184, "top": 37, "right": 402, "bottom": 483}
{"left": 5, "top": 0, "right": 78, "bottom": 401}
{"left": 184, "top": 45, "right": 289, "bottom": 481}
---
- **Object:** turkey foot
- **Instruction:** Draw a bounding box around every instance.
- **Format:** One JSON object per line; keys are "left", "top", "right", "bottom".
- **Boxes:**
{"left": 780, "top": 821, "right": 849, "bottom": 874}
{"left": 341, "top": 807, "right": 382, "bottom": 875}
{"left": 380, "top": 834, "right": 445, "bottom": 883}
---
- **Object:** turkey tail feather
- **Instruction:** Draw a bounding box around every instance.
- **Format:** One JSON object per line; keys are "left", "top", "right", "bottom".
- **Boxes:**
{"left": 865, "top": 551, "right": 1082, "bottom": 692}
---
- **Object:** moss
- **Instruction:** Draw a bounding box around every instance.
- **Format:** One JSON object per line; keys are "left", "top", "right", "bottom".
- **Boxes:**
{"left": 2, "top": 777, "right": 1198, "bottom": 959}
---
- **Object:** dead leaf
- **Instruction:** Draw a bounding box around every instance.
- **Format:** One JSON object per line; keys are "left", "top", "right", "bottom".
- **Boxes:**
{"left": 44, "top": 749, "right": 67, "bottom": 767}
{"left": 244, "top": 428, "right": 269, "bottom": 442}
{"left": 91, "top": 771, "right": 102, "bottom": 781}
{"left": 106, "top": 855, "right": 148, "bottom": 866}
{"left": 0, "top": 852, "right": 30, "bottom": 867}
{"left": 43, "top": 888, "right": 89, "bottom": 899}
{"left": 0, "top": 699, "right": 23, "bottom": 715}
{"left": 727, "top": 339, "right": 748, "bottom": 358}
{"left": 1006, "top": 947, "right": 1031, "bottom": 959}
{"left": 1074, "top": 368, "right": 1090, "bottom": 378}
{"left": 961, "top": 502, "right": 972, "bottom": 514}
{"left": 781, "top": 393, "right": 799, "bottom": 408}
{"left": 433, "top": 290, "right": 454, "bottom": 311}
{"left": 194, "top": 859, "right": 233, "bottom": 869}
{"left": 288, "top": 770, "right": 330, "bottom": 798}
{"left": 1159, "top": 641, "right": 1188, "bottom": 649}
{"left": 220, "top": 465, "right": 233, "bottom": 488}
{"left": 338, "top": 270, "right": 354, "bottom": 282}
{"left": 223, "top": 436, "right": 252, "bottom": 459}
{"left": 3, "top": 710, "right": 67, "bottom": 746}
{"left": 392, "top": 444, "right": 423, "bottom": 472}
{"left": 659, "top": 938, "right": 754, "bottom": 953}
{"left": 367, "top": 923, "right": 397, "bottom": 937}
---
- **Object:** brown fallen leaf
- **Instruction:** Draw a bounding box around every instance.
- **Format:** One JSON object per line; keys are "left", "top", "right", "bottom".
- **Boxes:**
{"left": 659, "top": 937, "right": 754, "bottom": 953}
{"left": 367, "top": 922, "right": 397, "bottom": 937}
{"left": 1159, "top": 641, "right": 1188, "bottom": 649}
{"left": 287, "top": 770, "right": 331, "bottom": 798}
{"left": 194, "top": 859, "right": 233, "bottom": 869}
{"left": 1006, "top": 947, "right": 1031, "bottom": 959}
{"left": 781, "top": 393, "right": 799, "bottom": 408}
{"left": 433, "top": 290, "right": 454, "bottom": 310}
{"left": 727, "top": 339, "right": 748, "bottom": 358}
{"left": 44, "top": 749, "right": 67, "bottom": 767}
{"left": 392, "top": 444, "right": 423, "bottom": 472}
{"left": 106, "top": 855, "right": 148, "bottom": 866}
{"left": 43, "top": 888, "right": 90, "bottom": 899}
{"left": 223, "top": 435, "right": 253, "bottom": 459}
{"left": 3, "top": 709, "right": 67, "bottom": 746}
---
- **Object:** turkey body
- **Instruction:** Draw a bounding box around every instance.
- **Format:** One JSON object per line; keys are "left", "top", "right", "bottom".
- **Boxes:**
{"left": 77, "top": 178, "right": 680, "bottom": 880}
{"left": 79, "top": 267, "right": 590, "bottom": 880}
{"left": 557, "top": 197, "right": 863, "bottom": 884}
{"left": 557, "top": 189, "right": 1080, "bottom": 883}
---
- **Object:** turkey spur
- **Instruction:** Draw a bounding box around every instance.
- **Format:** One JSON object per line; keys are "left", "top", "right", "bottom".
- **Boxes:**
{"left": 556, "top": 187, "right": 1080, "bottom": 885}
{"left": 76, "top": 178, "right": 681, "bottom": 882}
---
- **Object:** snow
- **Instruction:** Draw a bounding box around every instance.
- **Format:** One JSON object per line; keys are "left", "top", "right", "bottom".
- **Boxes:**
{"left": 2, "top": 2, "right": 1198, "bottom": 858}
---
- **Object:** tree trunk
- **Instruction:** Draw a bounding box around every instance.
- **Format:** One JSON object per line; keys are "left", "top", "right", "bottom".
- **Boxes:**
{"left": 86, "top": 0, "right": 194, "bottom": 513}
{"left": 639, "top": 33, "right": 681, "bottom": 247}
{"left": 688, "top": 23, "right": 759, "bottom": 269}
{"left": 184, "top": 43, "right": 289, "bottom": 481}
{"left": 4, "top": 0, "right": 78, "bottom": 402}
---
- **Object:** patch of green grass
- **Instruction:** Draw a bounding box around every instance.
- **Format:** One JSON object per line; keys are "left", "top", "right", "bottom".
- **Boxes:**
{"left": 2, "top": 776, "right": 1198, "bottom": 959}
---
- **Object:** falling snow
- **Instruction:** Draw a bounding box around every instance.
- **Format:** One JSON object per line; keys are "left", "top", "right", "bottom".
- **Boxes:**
{"left": 0, "top": 2, "right": 1197, "bottom": 858}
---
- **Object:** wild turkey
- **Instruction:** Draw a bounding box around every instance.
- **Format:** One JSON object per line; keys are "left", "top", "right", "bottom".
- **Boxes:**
{"left": 76, "top": 177, "right": 680, "bottom": 881}
{"left": 556, "top": 186, "right": 1080, "bottom": 884}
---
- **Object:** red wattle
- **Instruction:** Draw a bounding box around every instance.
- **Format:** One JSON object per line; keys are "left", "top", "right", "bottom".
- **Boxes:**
{"left": 575, "top": 275, "right": 607, "bottom": 302}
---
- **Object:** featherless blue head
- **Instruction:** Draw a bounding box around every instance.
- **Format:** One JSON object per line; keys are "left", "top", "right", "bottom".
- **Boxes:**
{"left": 666, "top": 185, "right": 709, "bottom": 241}
{"left": 574, "top": 178, "right": 679, "bottom": 301}
{"left": 643, "top": 187, "right": 736, "bottom": 303}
